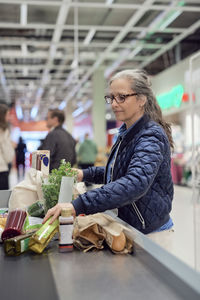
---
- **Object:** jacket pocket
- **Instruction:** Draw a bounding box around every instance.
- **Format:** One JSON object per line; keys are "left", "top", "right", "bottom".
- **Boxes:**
{"left": 131, "top": 202, "right": 146, "bottom": 230}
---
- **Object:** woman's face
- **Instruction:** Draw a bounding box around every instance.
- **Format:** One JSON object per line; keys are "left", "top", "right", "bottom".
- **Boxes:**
{"left": 109, "top": 77, "right": 145, "bottom": 128}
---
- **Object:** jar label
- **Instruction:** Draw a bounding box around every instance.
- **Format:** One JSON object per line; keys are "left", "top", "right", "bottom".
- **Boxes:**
{"left": 59, "top": 224, "right": 73, "bottom": 245}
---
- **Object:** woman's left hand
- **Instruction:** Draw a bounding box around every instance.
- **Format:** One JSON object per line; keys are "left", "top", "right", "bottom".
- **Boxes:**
{"left": 43, "top": 203, "right": 76, "bottom": 224}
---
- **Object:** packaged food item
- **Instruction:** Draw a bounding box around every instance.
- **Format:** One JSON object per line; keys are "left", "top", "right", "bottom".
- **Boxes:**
{"left": 31, "top": 150, "right": 50, "bottom": 176}
{"left": 0, "top": 215, "right": 7, "bottom": 227}
{"left": 23, "top": 216, "right": 43, "bottom": 232}
{"left": 59, "top": 208, "right": 74, "bottom": 253}
{"left": 29, "top": 217, "right": 59, "bottom": 254}
{"left": 4, "top": 231, "right": 36, "bottom": 256}
{"left": 1, "top": 209, "right": 27, "bottom": 241}
{"left": 0, "top": 224, "right": 4, "bottom": 243}
{"left": 0, "top": 214, "right": 7, "bottom": 243}
{"left": 27, "top": 201, "right": 45, "bottom": 217}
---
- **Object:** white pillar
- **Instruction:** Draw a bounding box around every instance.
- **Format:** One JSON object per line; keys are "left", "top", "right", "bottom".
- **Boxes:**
{"left": 64, "top": 102, "right": 74, "bottom": 134}
{"left": 92, "top": 67, "right": 106, "bottom": 148}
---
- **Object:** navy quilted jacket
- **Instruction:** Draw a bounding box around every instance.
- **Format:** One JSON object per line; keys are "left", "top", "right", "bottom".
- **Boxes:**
{"left": 72, "top": 114, "right": 174, "bottom": 234}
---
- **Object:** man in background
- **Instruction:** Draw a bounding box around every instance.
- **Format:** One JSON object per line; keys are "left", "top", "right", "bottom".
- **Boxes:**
{"left": 39, "top": 109, "right": 76, "bottom": 171}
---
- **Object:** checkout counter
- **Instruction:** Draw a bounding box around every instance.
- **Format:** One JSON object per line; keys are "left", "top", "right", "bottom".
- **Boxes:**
{"left": 1, "top": 190, "right": 200, "bottom": 300}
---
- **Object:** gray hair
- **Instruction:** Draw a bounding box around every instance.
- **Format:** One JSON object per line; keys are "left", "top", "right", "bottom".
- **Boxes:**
{"left": 109, "top": 69, "right": 174, "bottom": 149}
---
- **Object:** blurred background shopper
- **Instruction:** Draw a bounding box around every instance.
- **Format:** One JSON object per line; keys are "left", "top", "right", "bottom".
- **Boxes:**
{"left": 44, "top": 69, "right": 174, "bottom": 235}
{"left": 38, "top": 109, "right": 76, "bottom": 171}
{"left": 0, "top": 103, "right": 15, "bottom": 190}
{"left": 77, "top": 133, "right": 98, "bottom": 187}
{"left": 15, "top": 136, "right": 27, "bottom": 180}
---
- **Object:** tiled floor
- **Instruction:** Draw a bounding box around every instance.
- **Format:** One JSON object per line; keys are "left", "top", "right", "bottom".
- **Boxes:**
{"left": 8, "top": 168, "right": 200, "bottom": 271}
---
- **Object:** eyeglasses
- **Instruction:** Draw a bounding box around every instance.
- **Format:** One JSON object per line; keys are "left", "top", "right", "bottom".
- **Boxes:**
{"left": 104, "top": 93, "right": 138, "bottom": 104}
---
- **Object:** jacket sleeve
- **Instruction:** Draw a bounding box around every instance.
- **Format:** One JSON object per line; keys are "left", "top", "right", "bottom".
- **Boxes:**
{"left": 72, "top": 132, "right": 167, "bottom": 215}
{"left": 0, "top": 129, "right": 15, "bottom": 164}
{"left": 83, "top": 166, "right": 105, "bottom": 184}
{"left": 40, "top": 132, "right": 56, "bottom": 158}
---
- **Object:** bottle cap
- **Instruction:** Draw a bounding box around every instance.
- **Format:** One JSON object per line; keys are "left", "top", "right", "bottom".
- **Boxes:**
{"left": 61, "top": 208, "right": 72, "bottom": 217}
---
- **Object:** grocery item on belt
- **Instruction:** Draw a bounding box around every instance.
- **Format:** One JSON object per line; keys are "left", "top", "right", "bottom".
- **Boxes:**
{"left": 29, "top": 217, "right": 59, "bottom": 254}
{"left": 4, "top": 231, "right": 36, "bottom": 256}
{"left": 23, "top": 216, "right": 43, "bottom": 232}
{"left": 27, "top": 201, "right": 45, "bottom": 218}
{"left": 1, "top": 209, "right": 27, "bottom": 241}
{"left": 0, "top": 213, "right": 7, "bottom": 242}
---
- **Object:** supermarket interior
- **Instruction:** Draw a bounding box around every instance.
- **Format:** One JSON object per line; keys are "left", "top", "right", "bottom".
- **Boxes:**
{"left": 0, "top": 1, "right": 200, "bottom": 299}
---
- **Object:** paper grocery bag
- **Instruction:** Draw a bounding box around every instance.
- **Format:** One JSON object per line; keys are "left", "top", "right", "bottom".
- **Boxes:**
{"left": 73, "top": 213, "right": 133, "bottom": 254}
{"left": 9, "top": 168, "right": 44, "bottom": 210}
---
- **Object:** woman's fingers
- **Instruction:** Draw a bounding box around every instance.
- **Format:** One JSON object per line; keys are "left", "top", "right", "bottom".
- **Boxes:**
{"left": 43, "top": 203, "right": 76, "bottom": 224}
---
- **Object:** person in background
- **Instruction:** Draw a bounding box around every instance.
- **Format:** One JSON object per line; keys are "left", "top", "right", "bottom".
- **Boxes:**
{"left": 39, "top": 109, "right": 76, "bottom": 171}
{"left": 77, "top": 133, "right": 98, "bottom": 186}
{"left": 0, "top": 103, "right": 15, "bottom": 190}
{"left": 44, "top": 69, "right": 174, "bottom": 235}
{"left": 15, "top": 136, "right": 27, "bottom": 180}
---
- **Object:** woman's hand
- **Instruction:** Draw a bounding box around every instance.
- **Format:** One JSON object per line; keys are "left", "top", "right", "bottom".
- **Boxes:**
{"left": 43, "top": 203, "right": 76, "bottom": 224}
{"left": 72, "top": 168, "right": 83, "bottom": 182}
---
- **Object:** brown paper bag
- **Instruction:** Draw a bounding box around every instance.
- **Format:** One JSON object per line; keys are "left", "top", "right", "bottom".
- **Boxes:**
{"left": 73, "top": 213, "right": 133, "bottom": 254}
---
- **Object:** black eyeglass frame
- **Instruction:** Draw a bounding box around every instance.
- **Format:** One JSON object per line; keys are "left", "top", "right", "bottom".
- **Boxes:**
{"left": 104, "top": 93, "right": 138, "bottom": 104}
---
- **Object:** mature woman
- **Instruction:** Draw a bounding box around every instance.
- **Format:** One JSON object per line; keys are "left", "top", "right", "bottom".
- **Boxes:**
{"left": 44, "top": 69, "right": 174, "bottom": 234}
{"left": 0, "top": 103, "right": 15, "bottom": 190}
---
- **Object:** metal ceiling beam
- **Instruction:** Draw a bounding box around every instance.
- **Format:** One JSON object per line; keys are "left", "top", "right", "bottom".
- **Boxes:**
{"left": 140, "top": 19, "right": 200, "bottom": 68}
{"left": 0, "top": 0, "right": 200, "bottom": 12}
{"left": 0, "top": 22, "right": 185, "bottom": 33}
{"left": 0, "top": 39, "right": 164, "bottom": 49}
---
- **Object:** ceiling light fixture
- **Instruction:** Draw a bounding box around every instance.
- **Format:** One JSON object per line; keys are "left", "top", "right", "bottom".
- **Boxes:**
{"left": 106, "top": 0, "right": 114, "bottom": 5}
{"left": 20, "top": 4, "right": 27, "bottom": 26}
{"left": 159, "top": 10, "right": 182, "bottom": 30}
{"left": 83, "top": 28, "right": 96, "bottom": 46}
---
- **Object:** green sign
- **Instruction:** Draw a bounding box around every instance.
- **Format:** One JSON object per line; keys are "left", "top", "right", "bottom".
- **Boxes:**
{"left": 156, "top": 85, "right": 184, "bottom": 110}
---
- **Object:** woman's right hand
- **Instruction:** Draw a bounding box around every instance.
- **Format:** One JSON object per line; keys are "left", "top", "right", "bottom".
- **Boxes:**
{"left": 72, "top": 168, "right": 83, "bottom": 182}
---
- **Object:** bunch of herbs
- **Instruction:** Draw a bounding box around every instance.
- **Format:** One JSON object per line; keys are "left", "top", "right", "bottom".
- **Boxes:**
{"left": 42, "top": 159, "right": 77, "bottom": 212}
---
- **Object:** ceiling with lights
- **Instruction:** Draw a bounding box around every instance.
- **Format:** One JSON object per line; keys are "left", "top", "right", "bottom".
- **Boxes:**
{"left": 0, "top": 0, "right": 199, "bottom": 121}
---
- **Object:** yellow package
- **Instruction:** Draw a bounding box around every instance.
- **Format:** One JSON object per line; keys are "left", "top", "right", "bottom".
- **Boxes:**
{"left": 29, "top": 217, "right": 59, "bottom": 254}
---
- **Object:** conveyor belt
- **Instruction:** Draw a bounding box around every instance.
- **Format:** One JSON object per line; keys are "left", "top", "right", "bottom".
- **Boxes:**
{"left": 1, "top": 240, "right": 199, "bottom": 300}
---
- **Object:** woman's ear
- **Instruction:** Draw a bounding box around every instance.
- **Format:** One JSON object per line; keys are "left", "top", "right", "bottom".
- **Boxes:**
{"left": 139, "top": 95, "right": 147, "bottom": 108}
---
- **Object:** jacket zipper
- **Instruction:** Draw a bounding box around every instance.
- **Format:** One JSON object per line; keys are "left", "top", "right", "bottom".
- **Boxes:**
{"left": 132, "top": 202, "right": 146, "bottom": 229}
{"left": 111, "top": 139, "right": 122, "bottom": 182}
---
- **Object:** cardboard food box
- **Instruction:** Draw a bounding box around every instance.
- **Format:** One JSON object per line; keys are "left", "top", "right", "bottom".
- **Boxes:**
{"left": 31, "top": 150, "right": 50, "bottom": 177}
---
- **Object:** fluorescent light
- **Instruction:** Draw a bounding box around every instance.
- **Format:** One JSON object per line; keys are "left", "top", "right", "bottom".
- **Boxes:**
{"left": 159, "top": 10, "right": 182, "bottom": 30}
{"left": 16, "top": 104, "right": 23, "bottom": 120}
{"left": 129, "top": 46, "right": 142, "bottom": 59}
{"left": 20, "top": 4, "right": 27, "bottom": 26}
{"left": 30, "top": 105, "right": 38, "bottom": 119}
{"left": 23, "top": 68, "right": 28, "bottom": 77}
{"left": 71, "top": 59, "right": 78, "bottom": 69}
{"left": 49, "top": 44, "right": 57, "bottom": 58}
{"left": 21, "top": 43, "right": 27, "bottom": 56}
{"left": 106, "top": 0, "right": 114, "bottom": 5}
{"left": 83, "top": 29, "right": 96, "bottom": 46}
{"left": 72, "top": 107, "right": 84, "bottom": 117}
{"left": 59, "top": 101, "right": 66, "bottom": 110}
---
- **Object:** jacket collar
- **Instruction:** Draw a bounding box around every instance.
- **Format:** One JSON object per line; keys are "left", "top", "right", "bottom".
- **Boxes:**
{"left": 120, "top": 114, "right": 150, "bottom": 144}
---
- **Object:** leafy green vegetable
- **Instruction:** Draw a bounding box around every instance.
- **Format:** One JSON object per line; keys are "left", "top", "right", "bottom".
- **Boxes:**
{"left": 42, "top": 159, "right": 77, "bottom": 213}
